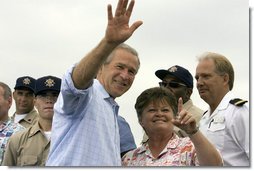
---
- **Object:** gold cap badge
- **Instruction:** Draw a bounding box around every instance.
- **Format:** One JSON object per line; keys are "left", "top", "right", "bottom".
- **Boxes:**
{"left": 23, "top": 78, "right": 31, "bottom": 85}
{"left": 44, "top": 79, "right": 55, "bottom": 87}
{"left": 168, "top": 66, "right": 178, "bottom": 72}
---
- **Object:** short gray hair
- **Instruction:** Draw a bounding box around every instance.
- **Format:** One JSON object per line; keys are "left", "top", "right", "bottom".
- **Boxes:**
{"left": 0, "top": 82, "right": 12, "bottom": 99}
{"left": 197, "top": 52, "right": 234, "bottom": 90}
{"left": 104, "top": 43, "right": 140, "bottom": 70}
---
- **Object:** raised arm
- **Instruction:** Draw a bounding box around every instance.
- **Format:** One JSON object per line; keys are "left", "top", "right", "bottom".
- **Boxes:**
{"left": 172, "top": 98, "right": 223, "bottom": 166}
{"left": 72, "top": 0, "right": 143, "bottom": 89}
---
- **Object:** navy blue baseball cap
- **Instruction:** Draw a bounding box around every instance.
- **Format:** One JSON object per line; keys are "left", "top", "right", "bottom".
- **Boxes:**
{"left": 155, "top": 65, "right": 193, "bottom": 88}
{"left": 14, "top": 76, "right": 36, "bottom": 93}
{"left": 35, "top": 76, "right": 61, "bottom": 96}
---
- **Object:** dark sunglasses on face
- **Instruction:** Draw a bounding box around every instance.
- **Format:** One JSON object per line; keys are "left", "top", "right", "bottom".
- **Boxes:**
{"left": 159, "top": 81, "right": 187, "bottom": 88}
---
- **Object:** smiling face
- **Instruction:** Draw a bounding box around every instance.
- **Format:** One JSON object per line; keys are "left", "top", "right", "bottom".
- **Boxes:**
{"left": 13, "top": 89, "right": 35, "bottom": 114}
{"left": 135, "top": 87, "right": 178, "bottom": 138}
{"left": 140, "top": 99, "right": 175, "bottom": 136}
{"left": 97, "top": 48, "right": 139, "bottom": 98}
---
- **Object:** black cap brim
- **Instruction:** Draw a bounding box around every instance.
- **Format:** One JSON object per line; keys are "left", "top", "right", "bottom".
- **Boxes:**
{"left": 155, "top": 69, "right": 173, "bottom": 80}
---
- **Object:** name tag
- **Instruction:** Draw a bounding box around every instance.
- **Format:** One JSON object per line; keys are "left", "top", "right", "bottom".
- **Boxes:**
{"left": 213, "top": 116, "right": 225, "bottom": 123}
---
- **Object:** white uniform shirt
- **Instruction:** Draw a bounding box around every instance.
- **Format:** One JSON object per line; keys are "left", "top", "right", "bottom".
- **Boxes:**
{"left": 199, "top": 92, "right": 249, "bottom": 166}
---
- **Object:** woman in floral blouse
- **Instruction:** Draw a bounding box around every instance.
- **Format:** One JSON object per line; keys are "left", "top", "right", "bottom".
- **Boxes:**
{"left": 122, "top": 87, "right": 222, "bottom": 166}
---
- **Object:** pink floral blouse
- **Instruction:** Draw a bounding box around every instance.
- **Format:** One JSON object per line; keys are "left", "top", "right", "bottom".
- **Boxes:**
{"left": 122, "top": 134, "right": 199, "bottom": 166}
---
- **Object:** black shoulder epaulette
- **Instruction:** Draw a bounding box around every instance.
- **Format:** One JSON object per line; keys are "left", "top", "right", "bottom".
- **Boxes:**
{"left": 229, "top": 98, "right": 248, "bottom": 106}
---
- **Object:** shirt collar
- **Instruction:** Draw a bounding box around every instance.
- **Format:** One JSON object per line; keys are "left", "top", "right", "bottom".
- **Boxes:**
{"left": 12, "top": 109, "right": 38, "bottom": 123}
{"left": 212, "top": 91, "right": 233, "bottom": 112}
{"left": 138, "top": 134, "right": 180, "bottom": 154}
{"left": 28, "top": 121, "right": 42, "bottom": 138}
{"left": 94, "top": 79, "right": 111, "bottom": 99}
{"left": 94, "top": 79, "right": 119, "bottom": 104}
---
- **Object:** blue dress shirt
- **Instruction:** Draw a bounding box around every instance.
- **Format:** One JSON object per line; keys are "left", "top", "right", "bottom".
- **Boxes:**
{"left": 118, "top": 115, "right": 136, "bottom": 157}
{"left": 46, "top": 65, "right": 121, "bottom": 166}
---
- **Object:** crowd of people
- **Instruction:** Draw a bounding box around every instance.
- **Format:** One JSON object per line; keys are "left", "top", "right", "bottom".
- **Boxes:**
{"left": 0, "top": 0, "right": 249, "bottom": 167}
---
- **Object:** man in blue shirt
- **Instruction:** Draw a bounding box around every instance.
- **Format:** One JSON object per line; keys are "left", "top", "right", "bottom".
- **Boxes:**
{"left": 46, "top": 0, "right": 142, "bottom": 166}
{"left": 118, "top": 115, "right": 136, "bottom": 157}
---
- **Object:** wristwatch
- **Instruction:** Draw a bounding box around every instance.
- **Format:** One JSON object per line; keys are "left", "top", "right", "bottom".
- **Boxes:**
{"left": 187, "top": 126, "right": 199, "bottom": 136}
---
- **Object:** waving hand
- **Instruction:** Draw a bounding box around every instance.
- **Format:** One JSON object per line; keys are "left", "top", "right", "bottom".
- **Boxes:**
{"left": 106, "top": 0, "right": 143, "bottom": 44}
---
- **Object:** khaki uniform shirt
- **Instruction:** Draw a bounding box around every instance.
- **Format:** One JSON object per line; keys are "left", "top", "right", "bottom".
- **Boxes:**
{"left": 11, "top": 109, "right": 39, "bottom": 128}
{"left": 2, "top": 121, "right": 50, "bottom": 166}
{"left": 142, "top": 99, "right": 204, "bottom": 143}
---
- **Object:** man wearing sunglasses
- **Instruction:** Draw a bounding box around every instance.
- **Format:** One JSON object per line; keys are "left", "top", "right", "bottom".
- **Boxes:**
{"left": 142, "top": 65, "right": 203, "bottom": 143}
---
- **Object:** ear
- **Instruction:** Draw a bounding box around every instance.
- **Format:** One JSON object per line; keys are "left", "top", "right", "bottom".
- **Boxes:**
{"left": 185, "top": 88, "right": 193, "bottom": 99}
{"left": 12, "top": 91, "right": 16, "bottom": 100}
{"left": 223, "top": 73, "right": 230, "bottom": 85}
{"left": 7, "top": 96, "right": 12, "bottom": 109}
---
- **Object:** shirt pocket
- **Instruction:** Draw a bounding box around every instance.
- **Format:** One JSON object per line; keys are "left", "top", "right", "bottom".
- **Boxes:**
{"left": 208, "top": 121, "right": 225, "bottom": 132}
{"left": 207, "top": 118, "right": 225, "bottom": 149}
{"left": 18, "top": 155, "right": 38, "bottom": 166}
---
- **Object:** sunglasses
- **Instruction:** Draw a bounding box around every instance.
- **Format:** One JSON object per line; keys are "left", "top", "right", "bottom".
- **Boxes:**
{"left": 159, "top": 81, "right": 187, "bottom": 88}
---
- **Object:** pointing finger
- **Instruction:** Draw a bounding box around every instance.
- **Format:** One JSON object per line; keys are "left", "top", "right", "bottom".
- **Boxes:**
{"left": 178, "top": 97, "right": 183, "bottom": 114}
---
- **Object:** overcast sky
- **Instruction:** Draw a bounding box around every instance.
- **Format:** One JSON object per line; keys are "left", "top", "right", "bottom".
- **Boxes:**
{"left": 0, "top": 0, "right": 249, "bottom": 145}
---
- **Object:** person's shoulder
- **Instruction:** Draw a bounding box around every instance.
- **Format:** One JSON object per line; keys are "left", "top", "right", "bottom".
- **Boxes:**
{"left": 25, "top": 110, "right": 39, "bottom": 123}
{"left": 12, "top": 126, "right": 31, "bottom": 137}
{"left": 8, "top": 127, "right": 29, "bottom": 144}
{"left": 122, "top": 145, "right": 143, "bottom": 159}
{"left": 229, "top": 98, "right": 248, "bottom": 107}
{"left": 29, "top": 109, "right": 39, "bottom": 115}
{"left": 6, "top": 120, "right": 25, "bottom": 131}
{"left": 7, "top": 127, "right": 33, "bottom": 151}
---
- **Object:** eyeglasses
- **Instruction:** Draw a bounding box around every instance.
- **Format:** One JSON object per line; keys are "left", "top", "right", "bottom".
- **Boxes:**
{"left": 159, "top": 81, "right": 187, "bottom": 88}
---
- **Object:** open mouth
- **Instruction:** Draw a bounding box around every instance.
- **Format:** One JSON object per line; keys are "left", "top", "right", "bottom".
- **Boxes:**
{"left": 116, "top": 81, "right": 127, "bottom": 87}
{"left": 153, "top": 119, "right": 166, "bottom": 123}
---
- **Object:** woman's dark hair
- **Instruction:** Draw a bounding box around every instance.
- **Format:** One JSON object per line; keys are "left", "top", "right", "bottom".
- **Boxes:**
{"left": 135, "top": 87, "right": 177, "bottom": 122}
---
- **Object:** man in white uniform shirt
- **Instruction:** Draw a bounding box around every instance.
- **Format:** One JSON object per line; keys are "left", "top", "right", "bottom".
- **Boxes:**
{"left": 195, "top": 52, "right": 249, "bottom": 166}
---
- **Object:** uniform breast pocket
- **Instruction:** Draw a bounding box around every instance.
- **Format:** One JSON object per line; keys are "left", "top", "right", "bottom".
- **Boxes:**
{"left": 208, "top": 121, "right": 225, "bottom": 132}
{"left": 18, "top": 155, "right": 38, "bottom": 166}
{"left": 207, "top": 120, "right": 225, "bottom": 150}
